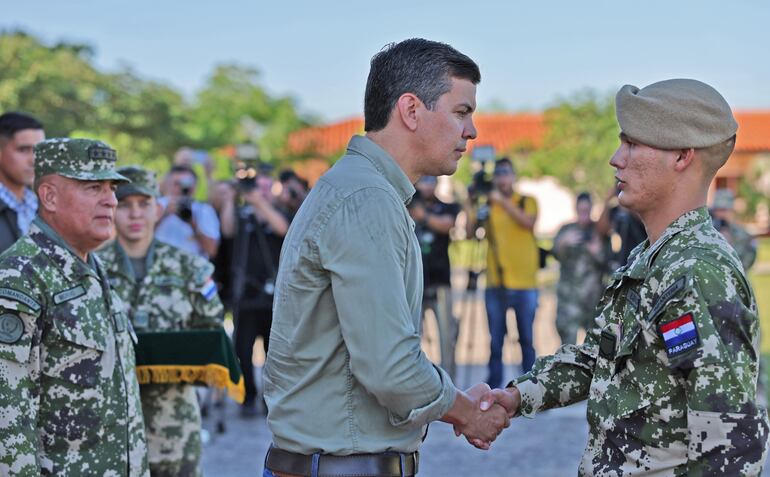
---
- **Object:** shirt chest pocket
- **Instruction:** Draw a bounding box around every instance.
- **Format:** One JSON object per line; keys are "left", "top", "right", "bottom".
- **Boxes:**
{"left": 42, "top": 301, "right": 112, "bottom": 388}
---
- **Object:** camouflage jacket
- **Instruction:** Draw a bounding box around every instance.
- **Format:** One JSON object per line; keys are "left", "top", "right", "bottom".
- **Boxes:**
{"left": 98, "top": 239, "right": 222, "bottom": 472}
{"left": 97, "top": 239, "right": 223, "bottom": 332}
{"left": 514, "top": 207, "right": 769, "bottom": 476}
{"left": 0, "top": 218, "right": 148, "bottom": 477}
{"left": 552, "top": 222, "right": 611, "bottom": 312}
{"left": 725, "top": 221, "right": 757, "bottom": 271}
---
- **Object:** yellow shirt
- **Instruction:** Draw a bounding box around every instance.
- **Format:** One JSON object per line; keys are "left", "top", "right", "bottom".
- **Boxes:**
{"left": 485, "top": 193, "right": 538, "bottom": 289}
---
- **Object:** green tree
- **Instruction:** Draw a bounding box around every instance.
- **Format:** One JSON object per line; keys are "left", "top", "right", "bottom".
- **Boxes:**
{"left": 0, "top": 31, "right": 102, "bottom": 137}
{"left": 524, "top": 90, "right": 619, "bottom": 197}
{"left": 185, "top": 64, "right": 307, "bottom": 166}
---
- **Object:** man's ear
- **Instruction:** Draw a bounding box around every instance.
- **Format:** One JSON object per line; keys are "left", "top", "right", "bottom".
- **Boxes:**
{"left": 673, "top": 148, "right": 696, "bottom": 172}
{"left": 155, "top": 202, "right": 163, "bottom": 222}
{"left": 37, "top": 180, "right": 58, "bottom": 213}
{"left": 395, "top": 93, "right": 420, "bottom": 132}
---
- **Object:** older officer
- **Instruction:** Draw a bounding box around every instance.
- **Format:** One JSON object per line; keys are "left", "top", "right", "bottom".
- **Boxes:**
{"left": 0, "top": 138, "right": 148, "bottom": 476}
{"left": 98, "top": 166, "right": 224, "bottom": 476}
{"left": 485, "top": 79, "right": 769, "bottom": 475}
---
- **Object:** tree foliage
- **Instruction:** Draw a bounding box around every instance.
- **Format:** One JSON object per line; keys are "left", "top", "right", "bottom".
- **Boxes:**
{"left": 0, "top": 31, "right": 307, "bottom": 175}
{"left": 524, "top": 90, "right": 620, "bottom": 197}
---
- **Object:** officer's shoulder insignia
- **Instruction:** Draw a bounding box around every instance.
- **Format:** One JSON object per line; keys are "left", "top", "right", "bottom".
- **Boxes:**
{"left": 0, "top": 288, "right": 41, "bottom": 313}
{"left": 659, "top": 312, "right": 700, "bottom": 358}
{"left": 53, "top": 285, "right": 87, "bottom": 305}
{"left": 0, "top": 312, "right": 24, "bottom": 344}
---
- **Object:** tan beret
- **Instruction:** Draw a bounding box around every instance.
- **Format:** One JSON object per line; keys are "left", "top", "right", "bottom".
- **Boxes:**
{"left": 616, "top": 79, "right": 738, "bottom": 150}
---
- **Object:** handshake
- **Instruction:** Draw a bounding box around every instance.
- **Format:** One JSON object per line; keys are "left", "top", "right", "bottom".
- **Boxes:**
{"left": 444, "top": 383, "right": 522, "bottom": 450}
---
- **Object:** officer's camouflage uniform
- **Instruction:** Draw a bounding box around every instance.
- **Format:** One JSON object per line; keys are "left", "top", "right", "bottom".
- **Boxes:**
{"left": 552, "top": 222, "right": 611, "bottom": 345}
{"left": 99, "top": 233, "right": 223, "bottom": 476}
{"left": 514, "top": 208, "right": 769, "bottom": 476}
{"left": 0, "top": 139, "right": 148, "bottom": 476}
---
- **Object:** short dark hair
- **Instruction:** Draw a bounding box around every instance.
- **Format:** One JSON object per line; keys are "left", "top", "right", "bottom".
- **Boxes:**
{"left": 494, "top": 157, "right": 514, "bottom": 171}
{"left": 169, "top": 164, "right": 198, "bottom": 182}
{"left": 364, "top": 38, "right": 480, "bottom": 132}
{"left": 0, "top": 112, "right": 44, "bottom": 141}
{"left": 576, "top": 192, "right": 592, "bottom": 204}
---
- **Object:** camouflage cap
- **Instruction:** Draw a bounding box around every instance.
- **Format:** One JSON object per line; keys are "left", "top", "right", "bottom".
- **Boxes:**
{"left": 712, "top": 189, "right": 735, "bottom": 210}
{"left": 115, "top": 166, "right": 159, "bottom": 200}
{"left": 34, "top": 138, "right": 129, "bottom": 183}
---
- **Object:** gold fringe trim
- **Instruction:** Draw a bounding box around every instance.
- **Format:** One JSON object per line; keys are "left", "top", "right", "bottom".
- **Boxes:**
{"left": 136, "top": 364, "right": 245, "bottom": 404}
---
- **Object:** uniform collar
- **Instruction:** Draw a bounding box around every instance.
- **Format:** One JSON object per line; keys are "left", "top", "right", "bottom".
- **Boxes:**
{"left": 346, "top": 135, "right": 416, "bottom": 205}
{"left": 110, "top": 239, "right": 157, "bottom": 281}
{"left": 622, "top": 207, "right": 710, "bottom": 279}
{"left": 31, "top": 216, "right": 99, "bottom": 279}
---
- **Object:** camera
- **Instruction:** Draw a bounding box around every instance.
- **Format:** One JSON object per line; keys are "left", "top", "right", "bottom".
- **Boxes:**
{"left": 176, "top": 177, "right": 195, "bottom": 223}
{"left": 235, "top": 166, "right": 258, "bottom": 193}
{"left": 712, "top": 217, "right": 728, "bottom": 231}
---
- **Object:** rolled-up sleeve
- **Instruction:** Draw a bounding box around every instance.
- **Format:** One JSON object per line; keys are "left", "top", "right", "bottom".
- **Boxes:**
{"left": 320, "top": 187, "right": 455, "bottom": 428}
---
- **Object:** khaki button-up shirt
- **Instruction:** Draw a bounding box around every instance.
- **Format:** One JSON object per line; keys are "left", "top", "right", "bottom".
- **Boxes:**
{"left": 264, "top": 135, "right": 456, "bottom": 455}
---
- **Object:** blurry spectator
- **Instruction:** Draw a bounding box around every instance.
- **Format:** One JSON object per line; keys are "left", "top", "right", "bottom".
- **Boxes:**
{"left": 551, "top": 192, "right": 611, "bottom": 345}
{"left": 467, "top": 157, "right": 539, "bottom": 386}
{"left": 224, "top": 167, "right": 290, "bottom": 417}
{"left": 408, "top": 176, "right": 460, "bottom": 379}
{"left": 711, "top": 189, "right": 757, "bottom": 270}
{"left": 277, "top": 169, "right": 309, "bottom": 219}
{"left": 156, "top": 164, "right": 220, "bottom": 259}
{"left": 211, "top": 180, "right": 238, "bottom": 309}
{"left": 597, "top": 186, "right": 646, "bottom": 269}
{"left": 0, "top": 112, "right": 44, "bottom": 253}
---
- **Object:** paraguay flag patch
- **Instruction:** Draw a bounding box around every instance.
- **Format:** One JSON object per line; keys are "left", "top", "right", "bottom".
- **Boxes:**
{"left": 659, "top": 313, "right": 700, "bottom": 358}
{"left": 200, "top": 278, "right": 217, "bottom": 302}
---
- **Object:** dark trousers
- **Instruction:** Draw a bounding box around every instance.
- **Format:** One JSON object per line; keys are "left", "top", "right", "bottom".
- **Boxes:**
{"left": 234, "top": 307, "right": 273, "bottom": 405}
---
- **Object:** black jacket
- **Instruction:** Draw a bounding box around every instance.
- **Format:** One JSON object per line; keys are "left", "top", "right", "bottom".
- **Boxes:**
{"left": 0, "top": 197, "right": 22, "bottom": 255}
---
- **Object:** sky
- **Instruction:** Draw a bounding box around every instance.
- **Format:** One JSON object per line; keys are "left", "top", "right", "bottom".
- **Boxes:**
{"left": 4, "top": 1, "right": 770, "bottom": 123}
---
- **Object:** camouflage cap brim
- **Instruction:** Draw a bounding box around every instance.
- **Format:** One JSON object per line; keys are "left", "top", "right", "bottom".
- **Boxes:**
{"left": 57, "top": 170, "right": 131, "bottom": 184}
{"left": 116, "top": 184, "right": 156, "bottom": 200}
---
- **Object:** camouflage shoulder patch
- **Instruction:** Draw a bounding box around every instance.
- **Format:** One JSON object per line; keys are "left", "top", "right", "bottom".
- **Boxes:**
{"left": 0, "top": 312, "right": 24, "bottom": 344}
{"left": 53, "top": 285, "right": 87, "bottom": 305}
{"left": 659, "top": 312, "right": 700, "bottom": 358}
{"left": 0, "top": 288, "right": 41, "bottom": 313}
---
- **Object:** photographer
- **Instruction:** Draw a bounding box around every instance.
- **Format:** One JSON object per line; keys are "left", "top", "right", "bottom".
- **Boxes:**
{"left": 408, "top": 176, "right": 460, "bottom": 379}
{"left": 710, "top": 189, "right": 757, "bottom": 270}
{"left": 276, "top": 168, "right": 308, "bottom": 219}
{"left": 467, "top": 157, "right": 539, "bottom": 387}
{"left": 551, "top": 192, "right": 611, "bottom": 345}
{"left": 156, "top": 164, "right": 220, "bottom": 259}
{"left": 224, "top": 165, "right": 289, "bottom": 417}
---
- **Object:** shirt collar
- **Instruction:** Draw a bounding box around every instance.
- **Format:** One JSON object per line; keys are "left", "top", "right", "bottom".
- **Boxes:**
{"left": 33, "top": 216, "right": 99, "bottom": 274}
{"left": 623, "top": 207, "right": 710, "bottom": 279}
{"left": 346, "top": 135, "right": 416, "bottom": 204}
{"left": 113, "top": 238, "right": 157, "bottom": 281}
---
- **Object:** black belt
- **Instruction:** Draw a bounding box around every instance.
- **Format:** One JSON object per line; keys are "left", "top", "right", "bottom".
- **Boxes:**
{"left": 265, "top": 445, "right": 419, "bottom": 477}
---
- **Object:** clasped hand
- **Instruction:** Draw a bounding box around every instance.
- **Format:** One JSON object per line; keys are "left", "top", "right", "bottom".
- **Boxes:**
{"left": 453, "top": 384, "right": 521, "bottom": 450}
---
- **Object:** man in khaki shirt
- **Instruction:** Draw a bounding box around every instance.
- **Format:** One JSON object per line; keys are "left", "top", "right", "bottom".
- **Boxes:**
{"left": 263, "top": 38, "right": 509, "bottom": 477}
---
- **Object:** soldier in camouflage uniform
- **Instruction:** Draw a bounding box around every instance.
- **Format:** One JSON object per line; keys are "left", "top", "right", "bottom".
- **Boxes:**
{"left": 0, "top": 138, "right": 148, "bottom": 476}
{"left": 480, "top": 79, "right": 770, "bottom": 475}
{"left": 98, "top": 166, "right": 224, "bottom": 477}
{"left": 552, "top": 192, "right": 611, "bottom": 345}
{"left": 711, "top": 188, "right": 758, "bottom": 271}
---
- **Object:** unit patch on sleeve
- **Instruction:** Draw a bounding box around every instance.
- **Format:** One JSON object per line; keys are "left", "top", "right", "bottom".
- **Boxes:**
{"left": 659, "top": 312, "right": 700, "bottom": 358}
{"left": 0, "top": 312, "right": 24, "bottom": 344}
